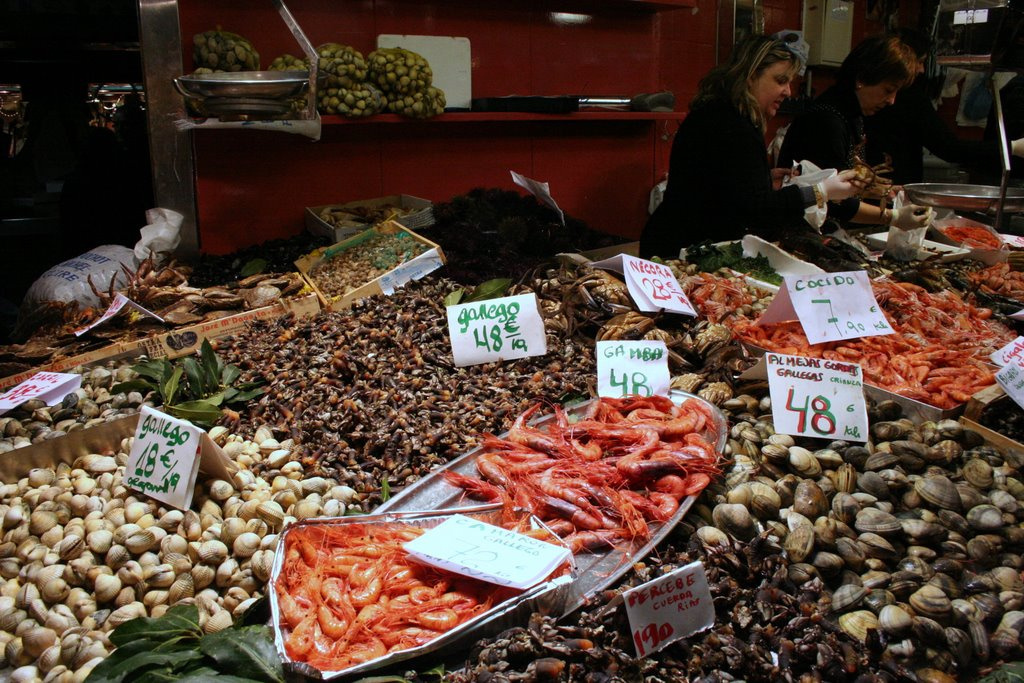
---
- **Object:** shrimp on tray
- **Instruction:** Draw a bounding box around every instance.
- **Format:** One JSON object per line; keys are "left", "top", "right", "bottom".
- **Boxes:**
{"left": 443, "top": 396, "right": 724, "bottom": 553}
{"left": 274, "top": 520, "right": 569, "bottom": 673}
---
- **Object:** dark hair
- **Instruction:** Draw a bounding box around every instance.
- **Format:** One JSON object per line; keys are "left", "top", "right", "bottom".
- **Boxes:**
{"left": 837, "top": 34, "right": 918, "bottom": 90}
{"left": 692, "top": 35, "right": 799, "bottom": 134}
{"left": 893, "top": 26, "right": 932, "bottom": 61}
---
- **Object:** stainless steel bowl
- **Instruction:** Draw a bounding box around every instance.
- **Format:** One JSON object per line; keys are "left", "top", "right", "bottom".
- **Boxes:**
{"left": 904, "top": 183, "right": 1024, "bottom": 213}
{"left": 174, "top": 70, "right": 310, "bottom": 99}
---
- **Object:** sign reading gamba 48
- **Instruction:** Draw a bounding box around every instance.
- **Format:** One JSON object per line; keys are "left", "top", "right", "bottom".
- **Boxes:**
{"left": 446, "top": 293, "right": 548, "bottom": 367}
{"left": 125, "top": 406, "right": 203, "bottom": 510}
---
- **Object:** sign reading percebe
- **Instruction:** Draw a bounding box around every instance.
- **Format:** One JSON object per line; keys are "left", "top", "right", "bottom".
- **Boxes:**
{"left": 624, "top": 561, "right": 715, "bottom": 658}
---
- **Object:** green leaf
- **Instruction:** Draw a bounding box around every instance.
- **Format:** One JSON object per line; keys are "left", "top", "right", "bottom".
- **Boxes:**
{"left": 199, "top": 626, "right": 284, "bottom": 683}
{"left": 380, "top": 478, "right": 390, "bottom": 502}
{"left": 227, "top": 387, "right": 265, "bottom": 403}
{"left": 182, "top": 357, "right": 205, "bottom": 402}
{"left": 86, "top": 648, "right": 202, "bottom": 683}
{"left": 133, "top": 359, "right": 172, "bottom": 385}
{"left": 176, "top": 674, "right": 267, "bottom": 683}
{"left": 235, "top": 596, "right": 270, "bottom": 627}
{"left": 463, "top": 278, "right": 512, "bottom": 303}
{"left": 202, "top": 391, "right": 226, "bottom": 407}
{"left": 443, "top": 288, "right": 465, "bottom": 306}
{"left": 163, "top": 367, "right": 184, "bottom": 407}
{"left": 239, "top": 258, "right": 268, "bottom": 278}
{"left": 109, "top": 604, "right": 203, "bottom": 648}
{"left": 167, "top": 400, "right": 223, "bottom": 426}
{"left": 421, "top": 663, "right": 446, "bottom": 678}
{"left": 200, "top": 340, "right": 223, "bottom": 395}
{"left": 978, "top": 661, "right": 1024, "bottom": 683}
{"left": 221, "top": 364, "right": 241, "bottom": 387}
{"left": 110, "top": 379, "right": 157, "bottom": 396}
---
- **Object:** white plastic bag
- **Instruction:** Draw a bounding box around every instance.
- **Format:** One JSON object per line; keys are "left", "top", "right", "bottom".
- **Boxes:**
{"left": 882, "top": 192, "right": 929, "bottom": 261}
{"left": 22, "top": 208, "right": 183, "bottom": 311}
{"left": 782, "top": 160, "right": 835, "bottom": 231}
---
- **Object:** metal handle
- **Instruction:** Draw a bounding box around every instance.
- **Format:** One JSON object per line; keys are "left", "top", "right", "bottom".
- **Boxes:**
{"left": 271, "top": 0, "right": 319, "bottom": 120}
{"left": 993, "top": 71, "right": 1011, "bottom": 231}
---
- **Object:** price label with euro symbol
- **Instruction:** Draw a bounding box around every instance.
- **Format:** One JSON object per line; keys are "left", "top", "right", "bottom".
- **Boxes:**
{"left": 0, "top": 372, "right": 82, "bottom": 415}
{"left": 758, "top": 270, "right": 893, "bottom": 344}
{"left": 125, "top": 406, "right": 203, "bottom": 510}
{"left": 766, "top": 352, "right": 869, "bottom": 442}
{"left": 623, "top": 561, "right": 714, "bottom": 658}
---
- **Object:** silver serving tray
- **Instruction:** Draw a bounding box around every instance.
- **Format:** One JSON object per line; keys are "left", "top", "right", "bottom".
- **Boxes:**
{"left": 268, "top": 507, "right": 575, "bottom": 681}
{"left": 174, "top": 70, "right": 310, "bottom": 99}
{"left": 376, "top": 391, "right": 728, "bottom": 615}
{"left": 904, "top": 183, "right": 1024, "bottom": 213}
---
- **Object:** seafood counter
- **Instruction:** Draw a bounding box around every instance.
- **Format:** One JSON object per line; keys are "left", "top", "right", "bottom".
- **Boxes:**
{"left": 6, "top": 217, "right": 1024, "bottom": 682}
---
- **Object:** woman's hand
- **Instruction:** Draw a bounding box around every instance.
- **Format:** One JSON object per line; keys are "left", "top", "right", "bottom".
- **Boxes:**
{"left": 771, "top": 167, "right": 794, "bottom": 191}
{"left": 889, "top": 204, "right": 935, "bottom": 230}
{"left": 820, "top": 169, "right": 865, "bottom": 201}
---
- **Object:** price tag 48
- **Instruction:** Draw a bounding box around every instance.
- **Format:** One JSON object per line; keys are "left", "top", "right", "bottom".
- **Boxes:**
{"left": 766, "top": 352, "right": 868, "bottom": 442}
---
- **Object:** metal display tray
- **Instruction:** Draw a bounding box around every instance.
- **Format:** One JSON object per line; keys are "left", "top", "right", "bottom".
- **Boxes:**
{"left": 269, "top": 507, "right": 574, "bottom": 681}
{"left": 174, "top": 71, "right": 311, "bottom": 99}
{"left": 904, "top": 183, "right": 1024, "bottom": 213}
{"left": 376, "top": 392, "right": 729, "bottom": 615}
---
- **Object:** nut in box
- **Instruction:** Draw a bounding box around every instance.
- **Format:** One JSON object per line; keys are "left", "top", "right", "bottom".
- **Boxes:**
{"left": 268, "top": 506, "right": 574, "bottom": 680}
{"left": 305, "top": 194, "right": 434, "bottom": 242}
{"left": 295, "top": 221, "right": 446, "bottom": 311}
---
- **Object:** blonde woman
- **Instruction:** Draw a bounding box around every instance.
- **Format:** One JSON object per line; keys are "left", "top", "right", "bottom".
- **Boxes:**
{"left": 640, "top": 35, "right": 861, "bottom": 259}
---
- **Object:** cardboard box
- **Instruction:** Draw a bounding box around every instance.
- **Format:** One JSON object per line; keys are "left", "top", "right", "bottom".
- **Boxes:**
{"left": 296, "top": 221, "right": 446, "bottom": 312}
{"left": 305, "top": 194, "right": 434, "bottom": 242}
{"left": 0, "top": 293, "right": 321, "bottom": 391}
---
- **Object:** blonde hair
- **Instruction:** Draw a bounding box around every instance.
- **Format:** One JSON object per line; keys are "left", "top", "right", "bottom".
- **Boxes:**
{"left": 692, "top": 36, "right": 798, "bottom": 134}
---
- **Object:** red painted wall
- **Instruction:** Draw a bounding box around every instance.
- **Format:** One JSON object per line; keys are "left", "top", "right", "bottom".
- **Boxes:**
{"left": 180, "top": 0, "right": 953, "bottom": 254}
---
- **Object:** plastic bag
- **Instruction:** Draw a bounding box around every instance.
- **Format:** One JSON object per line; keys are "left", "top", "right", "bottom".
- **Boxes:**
{"left": 648, "top": 178, "right": 668, "bottom": 214}
{"left": 884, "top": 192, "right": 928, "bottom": 261}
{"left": 782, "top": 160, "right": 835, "bottom": 231}
{"left": 22, "top": 208, "right": 184, "bottom": 312}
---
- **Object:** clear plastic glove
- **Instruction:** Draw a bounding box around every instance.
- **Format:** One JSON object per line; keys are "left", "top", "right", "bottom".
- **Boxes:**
{"left": 1013, "top": 138, "right": 1024, "bottom": 157}
{"left": 889, "top": 204, "right": 934, "bottom": 230}
{"left": 819, "top": 169, "right": 862, "bottom": 201}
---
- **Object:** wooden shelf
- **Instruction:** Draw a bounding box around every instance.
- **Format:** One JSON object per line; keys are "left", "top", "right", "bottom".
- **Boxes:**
{"left": 321, "top": 111, "right": 687, "bottom": 124}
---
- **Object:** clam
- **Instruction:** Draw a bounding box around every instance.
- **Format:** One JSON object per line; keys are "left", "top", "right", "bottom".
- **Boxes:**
{"left": 783, "top": 525, "right": 815, "bottom": 563}
{"left": 966, "top": 504, "right": 1004, "bottom": 533}
{"left": 854, "top": 507, "right": 901, "bottom": 537}
{"left": 712, "top": 504, "right": 757, "bottom": 542}
{"left": 788, "top": 447, "right": 821, "bottom": 478}
{"left": 695, "top": 526, "right": 729, "bottom": 549}
{"left": 792, "top": 481, "right": 828, "bottom": 519}
{"left": 878, "top": 604, "right": 912, "bottom": 636}
{"left": 963, "top": 458, "right": 995, "bottom": 489}
{"left": 914, "top": 475, "right": 961, "bottom": 512}
{"left": 830, "top": 584, "right": 867, "bottom": 613}
{"left": 839, "top": 610, "right": 879, "bottom": 642}
{"left": 910, "top": 584, "right": 953, "bottom": 621}
{"left": 858, "top": 533, "right": 898, "bottom": 562}
{"left": 857, "top": 472, "right": 890, "bottom": 501}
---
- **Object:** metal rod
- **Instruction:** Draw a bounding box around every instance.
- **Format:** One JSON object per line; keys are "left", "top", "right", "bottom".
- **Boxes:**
{"left": 271, "top": 0, "right": 318, "bottom": 121}
{"left": 994, "top": 72, "right": 1011, "bottom": 232}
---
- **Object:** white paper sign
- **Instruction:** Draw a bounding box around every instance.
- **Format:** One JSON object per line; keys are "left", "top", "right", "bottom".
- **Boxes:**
{"left": 992, "top": 336, "right": 1024, "bottom": 367}
{"left": 596, "top": 340, "right": 670, "bottom": 398}
{"left": 125, "top": 406, "right": 203, "bottom": 510}
{"left": 766, "top": 352, "right": 869, "bottom": 442}
{"left": 758, "top": 270, "right": 893, "bottom": 344}
{"left": 446, "top": 293, "right": 548, "bottom": 367}
{"left": 0, "top": 372, "right": 83, "bottom": 415}
{"left": 624, "top": 561, "right": 715, "bottom": 659}
{"left": 378, "top": 249, "right": 445, "bottom": 295}
{"left": 510, "top": 170, "right": 565, "bottom": 225}
{"left": 1010, "top": 309, "right": 1024, "bottom": 321}
{"left": 996, "top": 362, "right": 1024, "bottom": 411}
{"left": 403, "top": 515, "right": 571, "bottom": 590}
{"left": 590, "top": 254, "right": 696, "bottom": 316}
{"left": 1001, "top": 234, "right": 1024, "bottom": 248}
{"left": 75, "top": 293, "right": 165, "bottom": 336}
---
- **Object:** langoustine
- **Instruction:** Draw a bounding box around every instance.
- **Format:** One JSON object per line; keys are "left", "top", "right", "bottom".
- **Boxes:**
{"left": 443, "top": 396, "right": 724, "bottom": 553}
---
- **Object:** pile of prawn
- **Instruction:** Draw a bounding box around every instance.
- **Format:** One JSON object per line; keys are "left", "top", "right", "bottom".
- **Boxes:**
{"left": 969, "top": 262, "right": 1024, "bottom": 301}
{"left": 275, "top": 521, "right": 534, "bottom": 671}
{"left": 682, "top": 272, "right": 764, "bottom": 324}
{"left": 939, "top": 224, "right": 1003, "bottom": 250}
{"left": 444, "top": 396, "right": 724, "bottom": 553}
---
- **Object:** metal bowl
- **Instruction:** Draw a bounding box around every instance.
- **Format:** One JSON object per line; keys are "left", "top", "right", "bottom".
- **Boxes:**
{"left": 904, "top": 183, "right": 1024, "bottom": 213}
{"left": 174, "top": 70, "right": 310, "bottom": 99}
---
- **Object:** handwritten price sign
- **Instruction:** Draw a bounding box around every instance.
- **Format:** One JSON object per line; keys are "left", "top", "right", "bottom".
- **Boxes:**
{"left": 766, "top": 352, "right": 869, "bottom": 442}
{"left": 992, "top": 336, "right": 1024, "bottom": 367}
{"left": 0, "top": 372, "right": 82, "bottom": 415}
{"left": 125, "top": 406, "right": 203, "bottom": 510}
{"left": 596, "top": 340, "right": 670, "bottom": 398}
{"left": 621, "top": 255, "right": 697, "bottom": 316}
{"left": 403, "top": 515, "right": 571, "bottom": 590}
{"left": 446, "top": 293, "right": 548, "bottom": 367}
{"left": 624, "top": 561, "right": 714, "bottom": 659}
{"left": 996, "top": 362, "right": 1024, "bottom": 411}
{"left": 758, "top": 270, "right": 893, "bottom": 344}
{"left": 74, "top": 293, "right": 165, "bottom": 336}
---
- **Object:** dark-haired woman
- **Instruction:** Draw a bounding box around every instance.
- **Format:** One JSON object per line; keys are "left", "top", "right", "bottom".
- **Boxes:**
{"left": 639, "top": 35, "right": 861, "bottom": 259}
{"left": 779, "top": 34, "right": 929, "bottom": 229}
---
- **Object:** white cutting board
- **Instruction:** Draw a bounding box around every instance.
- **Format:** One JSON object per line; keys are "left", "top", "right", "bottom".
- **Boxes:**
{"left": 376, "top": 34, "right": 471, "bottom": 109}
